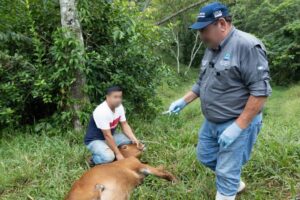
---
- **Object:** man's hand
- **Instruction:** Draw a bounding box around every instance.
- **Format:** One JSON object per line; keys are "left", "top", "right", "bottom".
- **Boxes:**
{"left": 218, "top": 96, "right": 266, "bottom": 148}
{"left": 218, "top": 121, "right": 244, "bottom": 148}
{"left": 132, "top": 139, "right": 145, "bottom": 150}
{"left": 116, "top": 153, "right": 125, "bottom": 161}
{"left": 168, "top": 98, "right": 187, "bottom": 114}
{"left": 166, "top": 91, "right": 197, "bottom": 115}
{"left": 121, "top": 121, "right": 144, "bottom": 150}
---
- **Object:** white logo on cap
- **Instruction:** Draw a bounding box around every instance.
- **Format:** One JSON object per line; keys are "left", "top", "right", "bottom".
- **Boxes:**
{"left": 198, "top": 12, "right": 206, "bottom": 19}
{"left": 213, "top": 10, "right": 222, "bottom": 18}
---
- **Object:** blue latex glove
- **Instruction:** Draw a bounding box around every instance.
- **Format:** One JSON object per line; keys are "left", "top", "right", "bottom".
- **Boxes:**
{"left": 168, "top": 98, "right": 187, "bottom": 114}
{"left": 218, "top": 121, "right": 244, "bottom": 148}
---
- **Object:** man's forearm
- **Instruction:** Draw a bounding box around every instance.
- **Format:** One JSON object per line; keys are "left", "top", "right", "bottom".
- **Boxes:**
{"left": 104, "top": 133, "right": 121, "bottom": 155}
{"left": 122, "top": 124, "right": 137, "bottom": 141}
{"left": 183, "top": 91, "right": 199, "bottom": 104}
{"left": 236, "top": 95, "right": 267, "bottom": 129}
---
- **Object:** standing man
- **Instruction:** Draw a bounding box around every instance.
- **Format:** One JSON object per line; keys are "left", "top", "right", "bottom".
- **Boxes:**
{"left": 84, "top": 86, "right": 143, "bottom": 166}
{"left": 168, "top": 2, "right": 272, "bottom": 200}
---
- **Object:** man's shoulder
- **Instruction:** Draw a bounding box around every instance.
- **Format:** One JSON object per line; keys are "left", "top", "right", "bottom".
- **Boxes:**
{"left": 93, "top": 101, "right": 111, "bottom": 118}
{"left": 95, "top": 101, "right": 108, "bottom": 110}
{"left": 233, "top": 29, "right": 265, "bottom": 50}
{"left": 116, "top": 104, "right": 125, "bottom": 113}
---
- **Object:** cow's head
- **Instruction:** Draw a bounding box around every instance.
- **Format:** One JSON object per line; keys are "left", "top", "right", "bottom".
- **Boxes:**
{"left": 119, "top": 143, "right": 145, "bottom": 158}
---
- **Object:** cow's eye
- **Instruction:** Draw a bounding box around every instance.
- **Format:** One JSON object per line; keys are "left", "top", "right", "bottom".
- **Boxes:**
{"left": 121, "top": 145, "right": 128, "bottom": 149}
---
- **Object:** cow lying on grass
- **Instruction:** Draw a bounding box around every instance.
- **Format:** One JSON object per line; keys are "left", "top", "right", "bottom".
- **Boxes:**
{"left": 65, "top": 144, "right": 176, "bottom": 200}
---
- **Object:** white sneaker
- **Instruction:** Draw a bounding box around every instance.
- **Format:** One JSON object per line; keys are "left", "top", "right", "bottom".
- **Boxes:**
{"left": 237, "top": 180, "right": 246, "bottom": 193}
{"left": 215, "top": 180, "right": 246, "bottom": 199}
{"left": 216, "top": 191, "right": 236, "bottom": 200}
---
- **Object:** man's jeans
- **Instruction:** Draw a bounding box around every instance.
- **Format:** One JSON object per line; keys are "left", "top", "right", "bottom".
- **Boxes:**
{"left": 86, "top": 133, "right": 132, "bottom": 164}
{"left": 196, "top": 112, "right": 263, "bottom": 196}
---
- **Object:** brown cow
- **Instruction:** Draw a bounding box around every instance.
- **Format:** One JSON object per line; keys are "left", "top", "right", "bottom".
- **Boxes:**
{"left": 65, "top": 144, "right": 176, "bottom": 200}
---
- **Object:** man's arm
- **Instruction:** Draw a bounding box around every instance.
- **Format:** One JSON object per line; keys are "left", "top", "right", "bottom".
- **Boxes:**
{"left": 168, "top": 90, "right": 199, "bottom": 114}
{"left": 236, "top": 95, "right": 267, "bottom": 129}
{"left": 120, "top": 121, "right": 138, "bottom": 142}
{"left": 102, "top": 129, "right": 124, "bottom": 160}
{"left": 183, "top": 91, "right": 199, "bottom": 104}
{"left": 218, "top": 44, "right": 272, "bottom": 148}
{"left": 236, "top": 44, "right": 271, "bottom": 128}
{"left": 218, "top": 95, "right": 267, "bottom": 148}
{"left": 120, "top": 121, "right": 144, "bottom": 149}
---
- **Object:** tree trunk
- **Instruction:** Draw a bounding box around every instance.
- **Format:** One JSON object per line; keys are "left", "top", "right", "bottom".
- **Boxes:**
{"left": 59, "top": 0, "right": 88, "bottom": 131}
{"left": 171, "top": 29, "right": 180, "bottom": 74}
{"left": 185, "top": 32, "right": 202, "bottom": 74}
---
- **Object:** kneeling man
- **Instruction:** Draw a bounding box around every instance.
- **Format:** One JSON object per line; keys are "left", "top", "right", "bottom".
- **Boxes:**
{"left": 84, "top": 86, "right": 143, "bottom": 165}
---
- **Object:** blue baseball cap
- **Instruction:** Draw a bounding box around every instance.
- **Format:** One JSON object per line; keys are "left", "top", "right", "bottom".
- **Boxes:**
{"left": 189, "top": 2, "right": 230, "bottom": 30}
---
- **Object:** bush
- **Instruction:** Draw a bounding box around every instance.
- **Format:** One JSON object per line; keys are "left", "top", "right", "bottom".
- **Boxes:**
{"left": 0, "top": 0, "right": 167, "bottom": 128}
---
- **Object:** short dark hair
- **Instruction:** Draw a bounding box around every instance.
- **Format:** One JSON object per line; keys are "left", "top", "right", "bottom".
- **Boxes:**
{"left": 224, "top": 16, "right": 232, "bottom": 23}
{"left": 106, "top": 85, "right": 122, "bottom": 95}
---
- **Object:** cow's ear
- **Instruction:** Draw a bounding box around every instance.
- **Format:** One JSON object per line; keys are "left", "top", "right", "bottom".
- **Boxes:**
{"left": 121, "top": 145, "right": 128, "bottom": 149}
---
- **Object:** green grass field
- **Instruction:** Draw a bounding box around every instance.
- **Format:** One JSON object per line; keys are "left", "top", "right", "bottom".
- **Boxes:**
{"left": 0, "top": 69, "right": 299, "bottom": 200}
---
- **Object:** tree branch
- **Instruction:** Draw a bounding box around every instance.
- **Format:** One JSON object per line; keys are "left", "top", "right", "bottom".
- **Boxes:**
{"left": 155, "top": 0, "right": 209, "bottom": 26}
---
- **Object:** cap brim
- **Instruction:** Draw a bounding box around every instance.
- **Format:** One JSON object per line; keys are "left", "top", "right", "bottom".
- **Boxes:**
{"left": 189, "top": 21, "right": 214, "bottom": 30}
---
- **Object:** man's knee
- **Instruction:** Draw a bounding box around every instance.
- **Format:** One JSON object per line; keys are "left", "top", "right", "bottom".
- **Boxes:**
{"left": 101, "top": 151, "right": 115, "bottom": 163}
{"left": 88, "top": 141, "right": 116, "bottom": 164}
{"left": 93, "top": 150, "right": 115, "bottom": 164}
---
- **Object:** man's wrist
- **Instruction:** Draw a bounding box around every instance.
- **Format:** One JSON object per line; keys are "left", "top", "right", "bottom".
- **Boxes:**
{"left": 235, "top": 118, "right": 248, "bottom": 129}
{"left": 131, "top": 138, "right": 138, "bottom": 143}
{"left": 114, "top": 150, "right": 122, "bottom": 156}
{"left": 232, "top": 121, "right": 244, "bottom": 132}
{"left": 182, "top": 98, "right": 188, "bottom": 106}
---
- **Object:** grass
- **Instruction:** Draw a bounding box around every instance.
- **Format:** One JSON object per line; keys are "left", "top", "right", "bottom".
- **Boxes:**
{"left": 0, "top": 69, "right": 300, "bottom": 200}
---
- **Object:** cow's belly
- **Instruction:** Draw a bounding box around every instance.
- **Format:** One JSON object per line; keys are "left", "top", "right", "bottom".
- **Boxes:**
{"left": 100, "top": 180, "right": 130, "bottom": 200}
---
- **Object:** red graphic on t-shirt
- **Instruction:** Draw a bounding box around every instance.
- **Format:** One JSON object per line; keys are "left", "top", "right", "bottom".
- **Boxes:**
{"left": 110, "top": 116, "right": 121, "bottom": 129}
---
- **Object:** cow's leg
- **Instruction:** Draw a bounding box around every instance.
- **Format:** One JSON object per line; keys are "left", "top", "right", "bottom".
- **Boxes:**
{"left": 140, "top": 165, "right": 176, "bottom": 182}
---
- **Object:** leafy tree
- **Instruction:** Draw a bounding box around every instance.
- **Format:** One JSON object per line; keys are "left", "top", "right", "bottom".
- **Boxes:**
{"left": 231, "top": 0, "right": 300, "bottom": 85}
{"left": 0, "top": 0, "right": 167, "bottom": 128}
{"left": 152, "top": 0, "right": 300, "bottom": 84}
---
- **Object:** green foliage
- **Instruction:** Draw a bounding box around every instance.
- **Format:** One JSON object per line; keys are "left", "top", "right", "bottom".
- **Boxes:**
{"left": 150, "top": 0, "right": 233, "bottom": 71}
{"left": 1, "top": 0, "right": 299, "bottom": 128}
{"left": 0, "top": 52, "right": 35, "bottom": 125}
{"left": 231, "top": 0, "right": 300, "bottom": 85}
{"left": 0, "top": 0, "right": 167, "bottom": 128}
{"left": 151, "top": 0, "right": 204, "bottom": 68}
{"left": 151, "top": 0, "right": 300, "bottom": 84}
{"left": 78, "top": 0, "right": 167, "bottom": 119}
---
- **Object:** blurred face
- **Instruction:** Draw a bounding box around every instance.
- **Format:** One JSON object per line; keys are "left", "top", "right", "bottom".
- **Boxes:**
{"left": 198, "top": 18, "right": 229, "bottom": 49}
{"left": 106, "top": 91, "right": 123, "bottom": 108}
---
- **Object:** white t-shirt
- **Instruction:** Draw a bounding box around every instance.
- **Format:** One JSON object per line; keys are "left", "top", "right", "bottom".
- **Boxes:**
{"left": 93, "top": 101, "right": 126, "bottom": 130}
